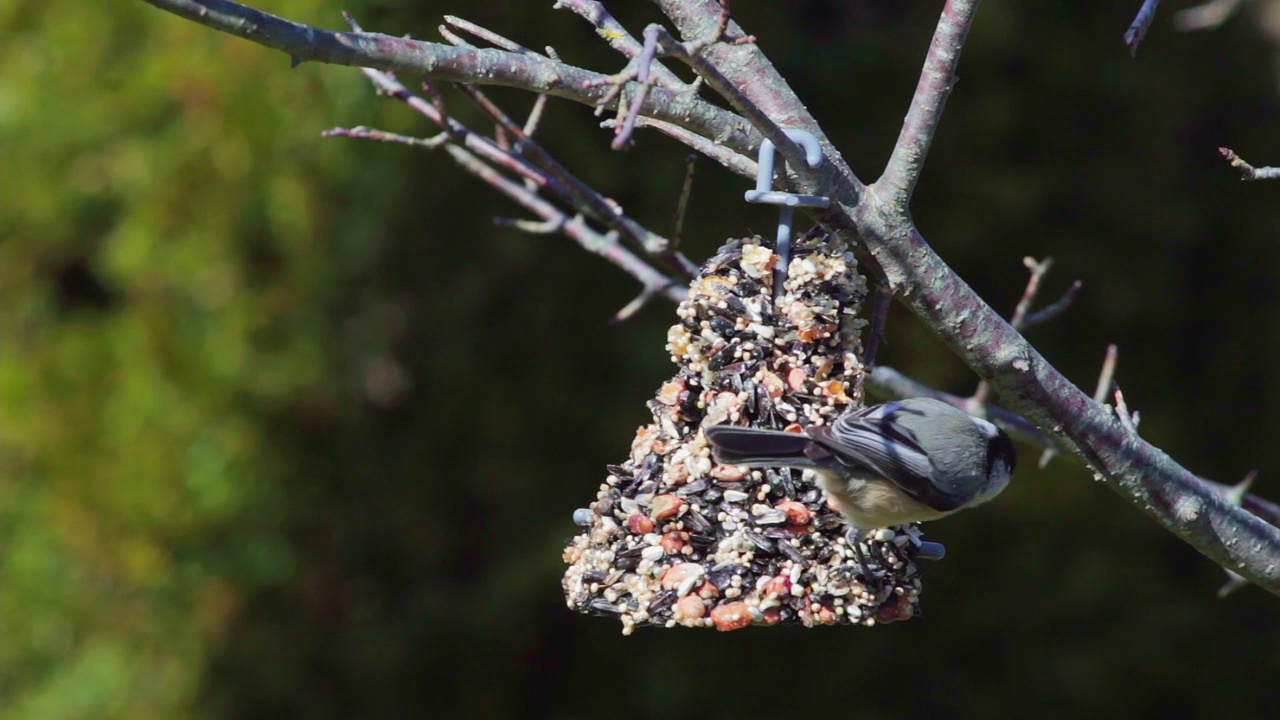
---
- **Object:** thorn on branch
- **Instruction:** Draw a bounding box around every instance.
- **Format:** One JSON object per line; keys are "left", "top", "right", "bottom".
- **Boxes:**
{"left": 1220, "top": 147, "right": 1280, "bottom": 181}
{"left": 1217, "top": 469, "right": 1259, "bottom": 597}
{"left": 494, "top": 216, "right": 566, "bottom": 235}
{"left": 1124, "top": 0, "right": 1162, "bottom": 57}
{"left": 1094, "top": 344, "right": 1119, "bottom": 404}
{"left": 1114, "top": 384, "right": 1139, "bottom": 433}
{"left": 437, "top": 23, "right": 469, "bottom": 47}
{"left": 685, "top": 0, "right": 733, "bottom": 54}
{"left": 1218, "top": 570, "right": 1249, "bottom": 598}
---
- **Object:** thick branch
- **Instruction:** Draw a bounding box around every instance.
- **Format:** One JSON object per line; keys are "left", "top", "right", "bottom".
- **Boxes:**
{"left": 141, "top": 0, "right": 761, "bottom": 157}
{"left": 878, "top": 0, "right": 980, "bottom": 207}
{"left": 853, "top": 218, "right": 1280, "bottom": 593}
{"left": 865, "top": 366, "right": 1280, "bottom": 532}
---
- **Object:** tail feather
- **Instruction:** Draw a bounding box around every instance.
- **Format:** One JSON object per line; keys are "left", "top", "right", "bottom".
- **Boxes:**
{"left": 702, "top": 425, "right": 823, "bottom": 469}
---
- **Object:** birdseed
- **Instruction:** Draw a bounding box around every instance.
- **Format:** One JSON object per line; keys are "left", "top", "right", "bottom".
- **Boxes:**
{"left": 562, "top": 233, "right": 930, "bottom": 633}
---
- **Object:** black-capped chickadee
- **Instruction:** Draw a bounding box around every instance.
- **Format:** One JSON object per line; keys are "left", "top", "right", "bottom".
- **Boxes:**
{"left": 703, "top": 397, "right": 1016, "bottom": 572}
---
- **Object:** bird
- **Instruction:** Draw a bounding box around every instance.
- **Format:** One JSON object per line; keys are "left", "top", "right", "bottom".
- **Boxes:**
{"left": 702, "top": 397, "right": 1016, "bottom": 576}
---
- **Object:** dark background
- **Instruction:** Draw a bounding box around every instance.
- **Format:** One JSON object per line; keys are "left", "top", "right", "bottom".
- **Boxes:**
{"left": 4, "top": 1, "right": 1279, "bottom": 717}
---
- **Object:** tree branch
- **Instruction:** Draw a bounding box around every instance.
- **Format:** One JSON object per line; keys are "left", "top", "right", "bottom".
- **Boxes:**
{"left": 878, "top": 0, "right": 980, "bottom": 207}
{"left": 1125, "top": 0, "right": 1162, "bottom": 56}
{"left": 1220, "top": 147, "right": 1280, "bottom": 181}
{"left": 141, "top": 0, "right": 762, "bottom": 158}
{"left": 864, "top": 366, "right": 1280, "bottom": 533}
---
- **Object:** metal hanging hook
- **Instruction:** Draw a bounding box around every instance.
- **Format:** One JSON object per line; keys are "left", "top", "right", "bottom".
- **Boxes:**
{"left": 743, "top": 129, "right": 830, "bottom": 297}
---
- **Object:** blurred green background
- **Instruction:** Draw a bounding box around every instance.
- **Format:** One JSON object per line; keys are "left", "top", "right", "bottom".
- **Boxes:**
{"left": 3, "top": 1, "right": 1278, "bottom": 717}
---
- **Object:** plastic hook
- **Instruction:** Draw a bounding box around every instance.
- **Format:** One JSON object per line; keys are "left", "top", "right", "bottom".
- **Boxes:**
{"left": 743, "top": 129, "right": 831, "bottom": 297}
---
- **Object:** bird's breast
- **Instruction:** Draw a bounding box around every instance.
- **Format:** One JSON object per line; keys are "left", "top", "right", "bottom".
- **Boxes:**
{"left": 813, "top": 471, "right": 952, "bottom": 529}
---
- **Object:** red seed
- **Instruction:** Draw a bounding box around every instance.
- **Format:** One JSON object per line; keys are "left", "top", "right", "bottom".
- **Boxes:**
{"left": 660, "top": 562, "right": 704, "bottom": 591}
{"left": 787, "top": 367, "right": 807, "bottom": 392}
{"left": 657, "top": 380, "right": 685, "bottom": 406}
{"left": 762, "top": 575, "right": 791, "bottom": 598}
{"left": 626, "top": 513, "right": 655, "bottom": 534}
{"left": 711, "top": 601, "right": 754, "bottom": 631}
{"left": 660, "top": 531, "right": 686, "bottom": 554}
{"left": 775, "top": 500, "right": 811, "bottom": 526}
{"left": 675, "top": 595, "right": 707, "bottom": 620}
{"left": 666, "top": 461, "right": 691, "bottom": 486}
{"left": 759, "top": 370, "right": 785, "bottom": 399}
{"left": 651, "top": 494, "right": 686, "bottom": 521}
{"left": 710, "top": 464, "right": 746, "bottom": 482}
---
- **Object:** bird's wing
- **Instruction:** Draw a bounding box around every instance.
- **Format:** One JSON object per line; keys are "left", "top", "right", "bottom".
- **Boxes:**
{"left": 807, "top": 403, "right": 966, "bottom": 512}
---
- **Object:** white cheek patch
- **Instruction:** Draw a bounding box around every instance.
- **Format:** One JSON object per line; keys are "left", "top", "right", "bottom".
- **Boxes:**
{"left": 970, "top": 416, "right": 1000, "bottom": 439}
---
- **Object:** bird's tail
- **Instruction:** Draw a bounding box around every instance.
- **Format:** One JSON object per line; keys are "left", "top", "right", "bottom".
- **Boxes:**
{"left": 702, "top": 424, "right": 825, "bottom": 470}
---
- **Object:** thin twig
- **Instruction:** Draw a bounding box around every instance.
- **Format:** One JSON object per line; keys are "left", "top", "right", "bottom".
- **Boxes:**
{"left": 672, "top": 154, "right": 697, "bottom": 251}
{"left": 1220, "top": 147, "right": 1280, "bottom": 181}
{"left": 322, "top": 126, "right": 449, "bottom": 148}
{"left": 1010, "top": 257, "right": 1053, "bottom": 330}
{"left": 446, "top": 143, "right": 685, "bottom": 306}
{"left": 600, "top": 117, "right": 757, "bottom": 177}
{"left": 1125, "top": 0, "right": 1162, "bottom": 56}
{"left": 523, "top": 94, "right": 548, "bottom": 136}
{"left": 451, "top": 82, "right": 697, "bottom": 278}
{"left": 1023, "top": 280, "right": 1082, "bottom": 328}
{"left": 553, "top": 0, "right": 686, "bottom": 90}
{"left": 972, "top": 256, "right": 1066, "bottom": 409}
{"left": 611, "top": 281, "right": 673, "bottom": 324}
{"left": 328, "top": 50, "right": 682, "bottom": 310}
{"left": 444, "top": 15, "right": 536, "bottom": 55}
{"left": 612, "top": 27, "right": 660, "bottom": 149}
{"left": 878, "top": 0, "right": 980, "bottom": 206}
{"left": 862, "top": 284, "right": 892, "bottom": 370}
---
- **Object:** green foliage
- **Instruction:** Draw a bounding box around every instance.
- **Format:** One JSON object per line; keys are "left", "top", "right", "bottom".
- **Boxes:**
{"left": 1, "top": 1, "right": 378, "bottom": 715}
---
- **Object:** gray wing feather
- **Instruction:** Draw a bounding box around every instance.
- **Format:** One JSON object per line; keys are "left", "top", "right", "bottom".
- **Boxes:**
{"left": 807, "top": 401, "right": 966, "bottom": 511}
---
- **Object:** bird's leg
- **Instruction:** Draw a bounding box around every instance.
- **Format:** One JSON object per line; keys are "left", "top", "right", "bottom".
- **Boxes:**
{"left": 844, "top": 526, "right": 878, "bottom": 582}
